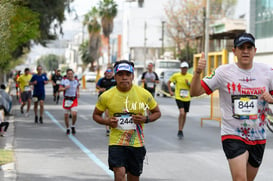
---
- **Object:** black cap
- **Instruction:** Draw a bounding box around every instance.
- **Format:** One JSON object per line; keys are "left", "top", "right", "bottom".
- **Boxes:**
{"left": 234, "top": 33, "right": 255, "bottom": 48}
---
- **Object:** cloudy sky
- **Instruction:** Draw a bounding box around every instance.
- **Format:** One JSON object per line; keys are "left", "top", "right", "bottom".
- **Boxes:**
{"left": 26, "top": 0, "right": 247, "bottom": 63}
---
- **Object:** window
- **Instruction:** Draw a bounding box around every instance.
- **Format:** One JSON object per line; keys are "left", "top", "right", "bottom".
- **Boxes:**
{"left": 255, "top": 0, "right": 273, "bottom": 38}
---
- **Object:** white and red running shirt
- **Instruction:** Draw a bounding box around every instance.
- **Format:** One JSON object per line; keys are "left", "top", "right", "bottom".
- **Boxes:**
{"left": 201, "top": 62, "right": 273, "bottom": 145}
{"left": 61, "top": 78, "right": 80, "bottom": 97}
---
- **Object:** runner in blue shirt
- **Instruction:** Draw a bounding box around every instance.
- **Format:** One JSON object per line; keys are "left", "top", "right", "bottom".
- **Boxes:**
{"left": 30, "top": 65, "right": 48, "bottom": 124}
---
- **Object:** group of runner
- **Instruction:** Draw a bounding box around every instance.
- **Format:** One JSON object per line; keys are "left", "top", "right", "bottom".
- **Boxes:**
{"left": 15, "top": 66, "right": 80, "bottom": 135}
{"left": 10, "top": 32, "right": 273, "bottom": 181}
{"left": 92, "top": 33, "right": 273, "bottom": 181}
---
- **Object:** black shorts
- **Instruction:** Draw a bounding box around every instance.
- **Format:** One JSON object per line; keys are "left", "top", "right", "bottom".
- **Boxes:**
{"left": 53, "top": 85, "right": 60, "bottom": 93}
{"left": 108, "top": 146, "right": 146, "bottom": 176}
{"left": 175, "top": 99, "right": 190, "bottom": 112}
{"left": 222, "top": 139, "right": 265, "bottom": 168}
{"left": 21, "top": 91, "right": 32, "bottom": 102}
{"left": 33, "top": 94, "right": 45, "bottom": 102}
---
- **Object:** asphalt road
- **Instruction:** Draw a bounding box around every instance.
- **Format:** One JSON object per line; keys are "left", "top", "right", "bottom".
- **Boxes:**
{"left": 10, "top": 83, "right": 273, "bottom": 181}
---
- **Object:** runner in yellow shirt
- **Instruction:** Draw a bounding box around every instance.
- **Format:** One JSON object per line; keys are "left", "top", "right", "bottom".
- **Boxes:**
{"left": 93, "top": 60, "right": 161, "bottom": 181}
{"left": 17, "top": 68, "right": 32, "bottom": 117}
{"left": 168, "top": 62, "right": 193, "bottom": 139}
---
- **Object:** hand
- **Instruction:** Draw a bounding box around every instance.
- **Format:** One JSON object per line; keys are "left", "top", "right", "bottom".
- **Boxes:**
{"left": 65, "top": 85, "right": 70, "bottom": 89}
{"left": 107, "top": 117, "right": 118, "bottom": 128}
{"left": 100, "top": 88, "right": 106, "bottom": 92}
{"left": 196, "top": 52, "right": 206, "bottom": 74}
{"left": 185, "top": 79, "right": 189, "bottom": 86}
{"left": 169, "top": 91, "right": 174, "bottom": 96}
{"left": 260, "top": 90, "right": 273, "bottom": 104}
{"left": 132, "top": 113, "right": 145, "bottom": 124}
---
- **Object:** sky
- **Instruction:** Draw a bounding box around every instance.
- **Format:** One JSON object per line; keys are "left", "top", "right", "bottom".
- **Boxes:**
{"left": 25, "top": 0, "right": 247, "bottom": 66}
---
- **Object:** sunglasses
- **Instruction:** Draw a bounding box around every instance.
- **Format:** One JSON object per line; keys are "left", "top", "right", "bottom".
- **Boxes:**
{"left": 106, "top": 69, "right": 112, "bottom": 73}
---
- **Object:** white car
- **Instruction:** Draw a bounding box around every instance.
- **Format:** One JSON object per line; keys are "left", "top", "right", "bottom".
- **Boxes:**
{"left": 84, "top": 72, "right": 97, "bottom": 82}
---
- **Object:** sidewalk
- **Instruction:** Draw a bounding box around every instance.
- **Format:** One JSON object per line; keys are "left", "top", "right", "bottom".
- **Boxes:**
{"left": 0, "top": 79, "right": 17, "bottom": 181}
{"left": 0, "top": 114, "right": 16, "bottom": 181}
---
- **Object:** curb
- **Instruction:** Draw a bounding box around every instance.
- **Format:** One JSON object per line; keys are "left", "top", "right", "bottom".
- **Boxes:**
{"left": 0, "top": 162, "right": 16, "bottom": 181}
{"left": 0, "top": 114, "right": 16, "bottom": 181}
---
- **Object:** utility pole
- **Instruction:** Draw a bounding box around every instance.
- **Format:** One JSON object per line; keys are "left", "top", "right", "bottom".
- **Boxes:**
{"left": 204, "top": 0, "right": 210, "bottom": 74}
{"left": 144, "top": 21, "right": 147, "bottom": 67}
{"left": 161, "top": 21, "right": 165, "bottom": 57}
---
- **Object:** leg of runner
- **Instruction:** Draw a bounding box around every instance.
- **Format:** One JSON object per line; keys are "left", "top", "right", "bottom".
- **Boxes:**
{"left": 71, "top": 111, "right": 77, "bottom": 135}
{"left": 34, "top": 101, "right": 39, "bottom": 123}
{"left": 177, "top": 108, "right": 186, "bottom": 139}
{"left": 113, "top": 167, "right": 126, "bottom": 181}
{"left": 26, "top": 98, "right": 31, "bottom": 117}
{"left": 56, "top": 95, "right": 60, "bottom": 104}
{"left": 127, "top": 172, "right": 140, "bottom": 181}
{"left": 228, "top": 151, "right": 259, "bottom": 181}
{"left": 39, "top": 100, "right": 44, "bottom": 124}
{"left": 20, "top": 102, "right": 25, "bottom": 114}
{"left": 64, "top": 112, "right": 70, "bottom": 135}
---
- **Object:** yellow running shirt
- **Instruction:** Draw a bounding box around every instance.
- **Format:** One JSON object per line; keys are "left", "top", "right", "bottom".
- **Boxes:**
{"left": 169, "top": 72, "right": 193, "bottom": 101}
{"left": 17, "top": 74, "right": 32, "bottom": 92}
{"left": 95, "top": 85, "right": 157, "bottom": 147}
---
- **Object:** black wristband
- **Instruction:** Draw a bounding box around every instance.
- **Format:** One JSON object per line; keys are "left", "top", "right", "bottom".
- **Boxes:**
{"left": 145, "top": 116, "right": 150, "bottom": 124}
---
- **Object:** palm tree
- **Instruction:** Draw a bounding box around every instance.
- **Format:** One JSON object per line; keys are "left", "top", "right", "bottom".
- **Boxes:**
{"left": 98, "top": 0, "right": 117, "bottom": 65}
{"left": 79, "top": 40, "right": 95, "bottom": 71}
{"left": 82, "top": 7, "right": 102, "bottom": 70}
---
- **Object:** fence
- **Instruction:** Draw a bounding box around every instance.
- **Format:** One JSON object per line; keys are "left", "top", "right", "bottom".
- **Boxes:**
{"left": 193, "top": 49, "right": 228, "bottom": 127}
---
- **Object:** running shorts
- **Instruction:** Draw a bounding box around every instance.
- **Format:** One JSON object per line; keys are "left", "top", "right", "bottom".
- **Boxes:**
{"left": 108, "top": 145, "right": 146, "bottom": 176}
{"left": 222, "top": 139, "right": 265, "bottom": 168}
{"left": 21, "top": 91, "right": 32, "bottom": 102}
{"left": 175, "top": 99, "right": 190, "bottom": 112}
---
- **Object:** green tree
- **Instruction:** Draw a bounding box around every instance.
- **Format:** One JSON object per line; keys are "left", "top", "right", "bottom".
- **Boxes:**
{"left": 98, "top": 0, "right": 118, "bottom": 64}
{"left": 79, "top": 40, "right": 96, "bottom": 71}
{"left": 83, "top": 7, "right": 102, "bottom": 69}
{"left": 164, "top": 0, "right": 237, "bottom": 63}
{"left": 37, "top": 54, "right": 61, "bottom": 71}
{"left": 22, "top": 0, "right": 73, "bottom": 45}
{"left": 0, "top": 0, "right": 40, "bottom": 82}
{"left": 0, "top": 0, "right": 73, "bottom": 75}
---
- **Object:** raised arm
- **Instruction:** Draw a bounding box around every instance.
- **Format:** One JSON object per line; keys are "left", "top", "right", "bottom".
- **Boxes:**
{"left": 190, "top": 52, "right": 206, "bottom": 97}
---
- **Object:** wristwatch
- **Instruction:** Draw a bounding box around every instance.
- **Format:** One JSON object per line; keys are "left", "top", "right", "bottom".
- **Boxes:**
{"left": 145, "top": 116, "right": 150, "bottom": 124}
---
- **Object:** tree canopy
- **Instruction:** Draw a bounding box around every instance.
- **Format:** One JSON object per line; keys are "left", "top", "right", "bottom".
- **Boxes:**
{"left": 164, "top": 0, "right": 237, "bottom": 61}
{"left": 0, "top": 0, "right": 73, "bottom": 72}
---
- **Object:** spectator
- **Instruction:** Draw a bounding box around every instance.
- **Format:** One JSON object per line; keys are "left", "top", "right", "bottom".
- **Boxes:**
{"left": 0, "top": 109, "right": 9, "bottom": 137}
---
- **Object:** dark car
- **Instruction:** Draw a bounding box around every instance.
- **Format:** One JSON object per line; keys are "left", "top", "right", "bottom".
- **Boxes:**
{"left": 157, "top": 70, "right": 178, "bottom": 97}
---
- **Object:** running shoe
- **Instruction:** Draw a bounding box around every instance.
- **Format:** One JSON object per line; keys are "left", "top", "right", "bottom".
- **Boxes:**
{"left": 56, "top": 96, "right": 59, "bottom": 104}
{"left": 71, "top": 127, "right": 76, "bottom": 135}
{"left": 177, "top": 130, "right": 183, "bottom": 139}
{"left": 35, "top": 116, "right": 38, "bottom": 123}
{"left": 25, "top": 112, "right": 29, "bottom": 117}
{"left": 106, "top": 130, "right": 110, "bottom": 136}
{"left": 66, "top": 129, "right": 70, "bottom": 135}
{"left": 39, "top": 117, "right": 43, "bottom": 124}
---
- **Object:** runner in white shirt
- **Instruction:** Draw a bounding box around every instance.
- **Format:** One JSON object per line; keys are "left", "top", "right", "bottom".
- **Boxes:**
{"left": 59, "top": 69, "right": 80, "bottom": 135}
{"left": 190, "top": 33, "right": 273, "bottom": 181}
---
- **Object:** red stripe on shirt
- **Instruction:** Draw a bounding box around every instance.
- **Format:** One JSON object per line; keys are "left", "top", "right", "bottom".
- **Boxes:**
{"left": 221, "top": 135, "right": 266, "bottom": 145}
{"left": 201, "top": 80, "right": 213, "bottom": 95}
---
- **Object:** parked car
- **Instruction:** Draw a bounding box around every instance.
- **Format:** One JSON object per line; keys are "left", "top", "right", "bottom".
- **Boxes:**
{"left": 84, "top": 72, "right": 97, "bottom": 82}
{"left": 157, "top": 70, "right": 178, "bottom": 97}
{"left": 74, "top": 73, "right": 83, "bottom": 80}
